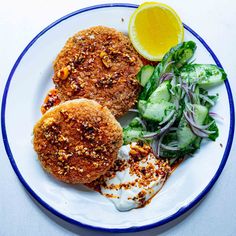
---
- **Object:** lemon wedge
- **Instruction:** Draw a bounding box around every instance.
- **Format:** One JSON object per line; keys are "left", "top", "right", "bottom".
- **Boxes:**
{"left": 129, "top": 2, "right": 184, "bottom": 61}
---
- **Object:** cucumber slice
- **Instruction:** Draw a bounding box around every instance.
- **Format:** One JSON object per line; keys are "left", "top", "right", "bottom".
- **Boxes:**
{"left": 194, "top": 104, "right": 209, "bottom": 122}
{"left": 139, "top": 41, "right": 196, "bottom": 100}
{"left": 148, "top": 80, "right": 171, "bottom": 103}
{"left": 177, "top": 104, "right": 208, "bottom": 149}
{"left": 180, "top": 64, "right": 227, "bottom": 89}
{"left": 193, "top": 85, "right": 200, "bottom": 104}
{"left": 137, "top": 65, "right": 155, "bottom": 87}
{"left": 142, "top": 101, "right": 175, "bottom": 122}
{"left": 193, "top": 137, "right": 202, "bottom": 149}
{"left": 123, "top": 129, "right": 143, "bottom": 144}
{"left": 173, "top": 41, "right": 196, "bottom": 68}
{"left": 138, "top": 100, "right": 148, "bottom": 115}
{"left": 177, "top": 121, "right": 196, "bottom": 149}
{"left": 129, "top": 117, "right": 143, "bottom": 128}
{"left": 160, "top": 132, "right": 201, "bottom": 159}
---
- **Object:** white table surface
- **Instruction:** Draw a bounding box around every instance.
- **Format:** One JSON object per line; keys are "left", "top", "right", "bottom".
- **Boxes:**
{"left": 0, "top": 0, "right": 235, "bottom": 235}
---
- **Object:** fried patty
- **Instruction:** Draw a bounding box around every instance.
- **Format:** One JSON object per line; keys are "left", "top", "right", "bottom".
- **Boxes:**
{"left": 53, "top": 26, "right": 143, "bottom": 118}
{"left": 33, "top": 99, "right": 123, "bottom": 184}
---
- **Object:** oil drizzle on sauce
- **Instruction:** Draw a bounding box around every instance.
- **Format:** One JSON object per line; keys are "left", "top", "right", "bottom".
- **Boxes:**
{"left": 85, "top": 143, "right": 184, "bottom": 210}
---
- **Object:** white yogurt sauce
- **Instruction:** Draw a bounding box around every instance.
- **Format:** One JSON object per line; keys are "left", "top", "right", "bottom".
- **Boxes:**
{"left": 100, "top": 143, "right": 170, "bottom": 211}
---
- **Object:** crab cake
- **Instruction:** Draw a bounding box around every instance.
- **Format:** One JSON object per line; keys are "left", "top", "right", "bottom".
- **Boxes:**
{"left": 53, "top": 26, "right": 143, "bottom": 118}
{"left": 33, "top": 99, "right": 123, "bottom": 184}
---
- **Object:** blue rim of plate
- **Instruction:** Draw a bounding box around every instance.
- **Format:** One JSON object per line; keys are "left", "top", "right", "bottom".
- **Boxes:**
{"left": 1, "top": 3, "right": 235, "bottom": 233}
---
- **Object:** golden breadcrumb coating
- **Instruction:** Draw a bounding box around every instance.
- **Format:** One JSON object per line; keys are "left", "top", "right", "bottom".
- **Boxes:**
{"left": 33, "top": 99, "right": 123, "bottom": 184}
{"left": 53, "top": 26, "right": 143, "bottom": 117}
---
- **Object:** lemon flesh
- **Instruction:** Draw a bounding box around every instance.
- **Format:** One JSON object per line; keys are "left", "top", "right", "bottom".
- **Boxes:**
{"left": 129, "top": 2, "right": 184, "bottom": 61}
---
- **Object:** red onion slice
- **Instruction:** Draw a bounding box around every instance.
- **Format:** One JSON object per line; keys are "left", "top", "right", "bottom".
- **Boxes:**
{"left": 143, "top": 132, "right": 160, "bottom": 139}
{"left": 128, "top": 109, "right": 139, "bottom": 113}
{"left": 143, "top": 114, "right": 177, "bottom": 139}
{"left": 159, "top": 72, "right": 174, "bottom": 84}
{"left": 184, "top": 111, "right": 215, "bottom": 130}
{"left": 159, "top": 110, "right": 175, "bottom": 125}
{"left": 162, "top": 60, "right": 175, "bottom": 73}
{"left": 190, "top": 126, "right": 209, "bottom": 138}
{"left": 199, "top": 94, "right": 215, "bottom": 106}
{"left": 135, "top": 117, "right": 147, "bottom": 131}
{"left": 209, "top": 112, "right": 224, "bottom": 120}
{"left": 161, "top": 144, "right": 180, "bottom": 151}
{"left": 157, "top": 131, "right": 167, "bottom": 157}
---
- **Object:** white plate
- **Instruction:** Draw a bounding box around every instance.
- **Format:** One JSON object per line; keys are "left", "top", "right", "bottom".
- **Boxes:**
{"left": 1, "top": 3, "right": 235, "bottom": 233}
